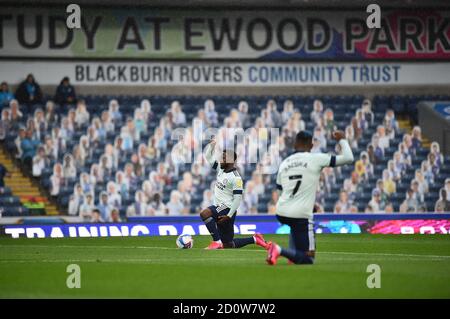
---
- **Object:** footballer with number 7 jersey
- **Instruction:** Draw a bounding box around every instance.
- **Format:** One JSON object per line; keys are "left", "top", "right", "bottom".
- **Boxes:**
{"left": 266, "top": 130, "right": 354, "bottom": 265}
{"left": 200, "top": 138, "right": 270, "bottom": 250}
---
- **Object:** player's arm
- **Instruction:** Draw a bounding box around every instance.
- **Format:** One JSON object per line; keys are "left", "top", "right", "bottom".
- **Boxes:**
{"left": 332, "top": 131, "right": 354, "bottom": 166}
{"left": 226, "top": 177, "right": 243, "bottom": 218}
{"left": 227, "top": 193, "right": 242, "bottom": 218}
{"left": 218, "top": 177, "right": 243, "bottom": 223}
{"left": 204, "top": 138, "right": 219, "bottom": 170}
{"left": 275, "top": 169, "right": 283, "bottom": 196}
{"left": 315, "top": 131, "right": 354, "bottom": 168}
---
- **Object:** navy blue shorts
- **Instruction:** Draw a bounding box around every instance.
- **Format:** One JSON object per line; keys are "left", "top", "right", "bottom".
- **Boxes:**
{"left": 276, "top": 215, "right": 315, "bottom": 252}
{"left": 208, "top": 205, "right": 236, "bottom": 243}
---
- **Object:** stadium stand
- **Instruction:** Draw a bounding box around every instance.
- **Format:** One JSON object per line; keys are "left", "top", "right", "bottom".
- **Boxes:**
{"left": 0, "top": 78, "right": 449, "bottom": 221}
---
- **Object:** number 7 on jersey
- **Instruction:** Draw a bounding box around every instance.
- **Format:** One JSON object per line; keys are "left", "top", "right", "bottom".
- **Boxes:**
{"left": 289, "top": 175, "right": 303, "bottom": 197}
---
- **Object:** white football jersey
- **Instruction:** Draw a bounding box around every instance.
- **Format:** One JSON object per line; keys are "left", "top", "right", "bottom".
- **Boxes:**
{"left": 213, "top": 163, "right": 244, "bottom": 209}
{"left": 276, "top": 152, "right": 333, "bottom": 220}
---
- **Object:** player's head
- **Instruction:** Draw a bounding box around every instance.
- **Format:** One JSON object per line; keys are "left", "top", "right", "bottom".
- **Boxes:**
{"left": 294, "top": 130, "right": 313, "bottom": 152}
{"left": 220, "top": 149, "right": 237, "bottom": 169}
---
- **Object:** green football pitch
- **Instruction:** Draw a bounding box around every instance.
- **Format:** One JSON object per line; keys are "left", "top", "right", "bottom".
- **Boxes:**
{"left": 0, "top": 234, "right": 449, "bottom": 298}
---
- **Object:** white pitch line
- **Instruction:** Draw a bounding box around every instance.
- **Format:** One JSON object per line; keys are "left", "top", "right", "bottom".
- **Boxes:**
{"left": 1, "top": 244, "right": 450, "bottom": 259}
{"left": 0, "top": 257, "right": 257, "bottom": 263}
{"left": 0, "top": 256, "right": 446, "bottom": 264}
{"left": 0, "top": 244, "right": 178, "bottom": 250}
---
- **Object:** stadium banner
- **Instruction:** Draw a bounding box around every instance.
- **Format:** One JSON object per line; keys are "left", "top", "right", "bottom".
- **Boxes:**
{"left": 1, "top": 214, "right": 449, "bottom": 238}
{"left": 0, "top": 7, "right": 449, "bottom": 60}
{"left": 1, "top": 61, "right": 450, "bottom": 86}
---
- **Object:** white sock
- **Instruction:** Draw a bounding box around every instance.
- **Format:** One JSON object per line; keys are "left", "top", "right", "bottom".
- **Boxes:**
{"left": 214, "top": 240, "right": 222, "bottom": 244}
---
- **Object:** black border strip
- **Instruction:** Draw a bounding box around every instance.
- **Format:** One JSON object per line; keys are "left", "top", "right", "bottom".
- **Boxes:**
{"left": 1, "top": 3, "right": 450, "bottom": 10}
{"left": 0, "top": 299, "right": 443, "bottom": 316}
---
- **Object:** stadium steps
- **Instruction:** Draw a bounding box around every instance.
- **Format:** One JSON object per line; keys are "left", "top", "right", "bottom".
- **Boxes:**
{"left": 0, "top": 149, "right": 60, "bottom": 216}
{"left": 398, "top": 117, "right": 412, "bottom": 132}
{"left": 398, "top": 117, "right": 431, "bottom": 148}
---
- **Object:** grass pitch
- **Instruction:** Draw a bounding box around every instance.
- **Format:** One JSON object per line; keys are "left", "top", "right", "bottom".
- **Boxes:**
{"left": 0, "top": 234, "right": 449, "bottom": 298}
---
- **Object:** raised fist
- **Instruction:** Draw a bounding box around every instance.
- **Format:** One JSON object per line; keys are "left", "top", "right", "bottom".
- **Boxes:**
{"left": 332, "top": 130, "right": 345, "bottom": 141}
